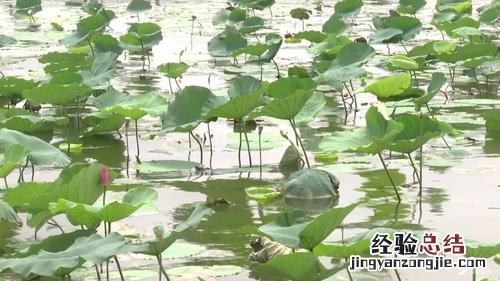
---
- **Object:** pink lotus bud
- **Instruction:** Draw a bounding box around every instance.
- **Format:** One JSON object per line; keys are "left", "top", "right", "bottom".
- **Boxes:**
{"left": 99, "top": 166, "right": 111, "bottom": 186}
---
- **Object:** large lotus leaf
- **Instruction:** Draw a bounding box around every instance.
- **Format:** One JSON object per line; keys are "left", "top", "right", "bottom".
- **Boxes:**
{"left": 332, "top": 42, "right": 375, "bottom": 67}
{"left": 293, "top": 31, "right": 327, "bottom": 43}
{"left": 436, "top": 43, "right": 497, "bottom": 64}
{"left": 322, "top": 14, "right": 348, "bottom": 34}
{"left": 434, "top": 16, "right": 479, "bottom": 35}
{"left": 363, "top": 74, "right": 411, "bottom": 99}
{"left": 208, "top": 26, "right": 247, "bottom": 57}
{"left": 22, "top": 83, "right": 91, "bottom": 105}
{"left": 254, "top": 90, "right": 313, "bottom": 120}
{"left": 49, "top": 186, "right": 157, "bottom": 227}
{"left": 0, "top": 129, "right": 70, "bottom": 166}
{"left": 323, "top": 63, "right": 367, "bottom": 91}
{"left": 0, "top": 200, "right": 20, "bottom": 223}
{"left": 374, "top": 15, "right": 422, "bottom": 42}
{"left": 369, "top": 28, "right": 403, "bottom": 44}
{"left": 483, "top": 109, "right": 500, "bottom": 135}
{"left": 120, "top": 22, "right": 162, "bottom": 50}
{"left": 78, "top": 52, "right": 117, "bottom": 87}
{"left": 414, "top": 72, "right": 446, "bottom": 111}
{"left": 126, "top": 0, "right": 152, "bottom": 12}
{"left": 335, "top": 0, "right": 363, "bottom": 17}
{"left": 207, "top": 90, "right": 265, "bottom": 120}
{"left": 239, "top": 0, "right": 275, "bottom": 10}
{"left": 267, "top": 77, "right": 316, "bottom": 99}
{"left": 466, "top": 242, "right": 500, "bottom": 258}
{"left": 259, "top": 210, "right": 309, "bottom": 248}
{"left": 50, "top": 70, "right": 83, "bottom": 86}
{"left": 92, "top": 88, "right": 130, "bottom": 109}
{"left": 60, "top": 15, "right": 110, "bottom": 47}
{"left": 387, "top": 114, "right": 453, "bottom": 153}
{"left": 228, "top": 76, "right": 263, "bottom": 98}
{"left": 0, "top": 115, "right": 68, "bottom": 133}
{"left": 131, "top": 204, "right": 214, "bottom": 256}
{"left": 257, "top": 252, "right": 322, "bottom": 281}
{"left": 0, "top": 35, "right": 17, "bottom": 48}
{"left": 299, "top": 202, "right": 358, "bottom": 250}
{"left": 480, "top": 3, "right": 500, "bottom": 25}
{"left": 0, "top": 77, "right": 37, "bottom": 98}
{"left": 162, "top": 86, "right": 227, "bottom": 132}
{"left": 398, "top": 0, "right": 426, "bottom": 14}
{"left": 231, "top": 43, "right": 269, "bottom": 57}
{"left": 91, "top": 34, "right": 123, "bottom": 55}
{"left": 104, "top": 94, "right": 168, "bottom": 119}
{"left": 318, "top": 104, "right": 404, "bottom": 154}
{"left": 38, "top": 52, "right": 91, "bottom": 74}
{"left": 248, "top": 33, "right": 283, "bottom": 62}
{"left": 388, "top": 54, "right": 419, "bottom": 70}
{"left": 15, "top": 0, "right": 41, "bottom": 15}
{"left": 83, "top": 112, "right": 125, "bottom": 135}
{"left": 158, "top": 62, "right": 189, "bottom": 79}
{"left": 239, "top": 16, "right": 264, "bottom": 34}
{"left": 309, "top": 34, "right": 351, "bottom": 56}
{"left": 0, "top": 144, "right": 30, "bottom": 178}
{"left": 0, "top": 233, "right": 128, "bottom": 278}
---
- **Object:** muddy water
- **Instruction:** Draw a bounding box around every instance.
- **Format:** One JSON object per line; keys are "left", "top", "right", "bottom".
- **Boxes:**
{"left": 1, "top": 0, "right": 500, "bottom": 280}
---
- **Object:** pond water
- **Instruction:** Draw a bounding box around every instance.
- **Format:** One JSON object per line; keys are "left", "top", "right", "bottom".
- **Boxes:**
{"left": 1, "top": 0, "right": 499, "bottom": 280}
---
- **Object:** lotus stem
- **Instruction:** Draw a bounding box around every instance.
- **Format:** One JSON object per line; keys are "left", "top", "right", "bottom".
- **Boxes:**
{"left": 3, "top": 177, "right": 8, "bottom": 188}
{"left": 258, "top": 56, "right": 263, "bottom": 81}
{"left": 289, "top": 119, "right": 310, "bottom": 168}
{"left": 174, "top": 78, "right": 181, "bottom": 90}
{"left": 94, "top": 264, "right": 102, "bottom": 281}
{"left": 190, "top": 18, "right": 195, "bottom": 51}
{"left": 207, "top": 123, "right": 213, "bottom": 169}
{"left": 238, "top": 121, "right": 242, "bottom": 168}
{"left": 188, "top": 132, "right": 192, "bottom": 162}
{"left": 49, "top": 218, "right": 65, "bottom": 233}
{"left": 134, "top": 119, "right": 141, "bottom": 164}
{"left": 344, "top": 82, "right": 357, "bottom": 111}
{"left": 407, "top": 153, "right": 421, "bottom": 184}
{"left": 125, "top": 120, "right": 130, "bottom": 177}
{"left": 473, "top": 268, "right": 476, "bottom": 281}
{"left": 242, "top": 122, "right": 253, "bottom": 167}
{"left": 272, "top": 59, "right": 281, "bottom": 78}
{"left": 88, "top": 39, "right": 95, "bottom": 56}
{"left": 190, "top": 131, "right": 203, "bottom": 165}
{"left": 340, "top": 90, "right": 348, "bottom": 124}
{"left": 400, "top": 42, "right": 408, "bottom": 54}
{"left": 258, "top": 126, "right": 263, "bottom": 178}
{"left": 377, "top": 152, "right": 401, "bottom": 202}
{"left": 156, "top": 255, "right": 171, "bottom": 281}
{"left": 419, "top": 146, "right": 423, "bottom": 197}
{"left": 113, "top": 256, "right": 125, "bottom": 281}
{"left": 394, "top": 269, "right": 402, "bottom": 281}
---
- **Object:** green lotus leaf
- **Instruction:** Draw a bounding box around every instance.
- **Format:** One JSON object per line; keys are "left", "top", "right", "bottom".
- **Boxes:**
{"left": 207, "top": 90, "right": 265, "bottom": 120}
{"left": 78, "top": 52, "right": 117, "bottom": 87}
{"left": 363, "top": 74, "right": 411, "bottom": 99}
{"left": 229, "top": 7, "right": 247, "bottom": 22}
{"left": 239, "top": 16, "right": 264, "bottom": 34}
{"left": 0, "top": 77, "right": 37, "bottom": 98}
{"left": 60, "top": 14, "right": 110, "bottom": 47}
{"left": 292, "top": 31, "right": 327, "bottom": 43}
{"left": 0, "top": 128, "right": 70, "bottom": 166}
{"left": 126, "top": 0, "right": 152, "bottom": 12}
{"left": 268, "top": 77, "right": 316, "bottom": 99}
{"left": 158, "top": 62, "right": 189, "bottom": 79}
{"left": 436, "top": 0, "right": 471, "bottom": 14}
{"left": 333, "top": 42, "right": 375, "bottom": 67}
{"left": 484, "top": 109, "right": 500, "bottom": 135}
{"left": 451, "top": 26, "right": 483, "bottom": 37}
{"left": 387, "top": 114, "right": 453, "bottom": 153}
{"left": 334, "top": 0, "right": 363, "bottom": 17}
{"left": 162, "top": 86, "right": 227, "bottom": 132}
{"left": 290, "top": 8, "right": 311, "bottom": 20}
{"left": 245, "top": 187, "right": 281, "bottom": 203}
{"left": 323, "top": 63, "right": 367, "bottom": 91}
{"left": 239, "top": 0, "right": 275, "bottom": 10}
{"left": 0, "top": 233, "right": 128, "bottom": 278}
{"left": 309, "top": 34, "right": 351, "bottom": 56}
{"left": 480, "top": 3, "right": 500, "bottom": 25}
{"left": 91, "top": 34, "right": 123, "bottom": 55}
{"left": 0, "top": 144, "right": 30, "bottom": 178}
{"left": 131, "top": 204, "right": 214, "bottom": 256}
{"left": 50, "top": 70, "right": 83, "bottom": 85}
{"left": 38, "top": 52, "right": 91, "bottom": 74}
{"left": 397, "top": 0, "right": 426, "bottom": 14}
{"left": 0, "top": 35, "right": 17, "bottom": 48}
{"left": 0, "top": 115, "right": 68, "bottom": 133}
{"left": 466, "top": 242, "right": 500, "bottom": 258}
{"left": 299, "top": 202, "right": 359, "bottom": 250}
{"left": 259, "top": 210, "right": 309, "bottom": 248}
{"left": 436, "top": 43, "right": 497, "bottom": 63}
{"left": 82, "top": 112, "right": 125, "bottom": 135}
{"left": 0, "top": 200, "right": 20, "bottom": 224}
{"left": 254, "top": 90, "right": 313, "bottom": 120}
{"left": 319, "top": 104, "right": 404, "bottom": 154}
{"left": 208, "top": 26, "right": 247, "bottom": 57}
{"left": 373, "top": 15, "right": 422, "bottom": 43}
{"left": 15, "top": 0, "right": 41, "bottom": 16}
{"left": 322, "top": 14, "right": 347, "bottom": 34}
{"left": 434, "top": 16, "right": 479, "bottom": 35}
{"left": 369, "top": 28, "right": 403, "bottom": 44}
{"left": 414, "top": 72, "right": 446, "bottom": 111}
{"left": 228, "top": 75, "right": 263, "bottom": 98}
{"left": 257, "top": 252, "right": 322, "bottom": 281}
{"left": 104, "top": 94, "right": 168, "bottom": 119}
{"left": 231, "top": 43, "right": 269, "bottom": 57}
{"left": 22, "top": 83, "right": 91, "bottom": 105}
{"left": 388, "top": 54, "right": 419, "bottom": 70}
{"left": 120, "top": 22, "right": 162, "bottom": 50}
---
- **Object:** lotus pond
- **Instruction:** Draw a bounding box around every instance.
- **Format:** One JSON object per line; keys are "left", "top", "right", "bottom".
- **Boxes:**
{"left": 0, "top": 0, "right": 500, "bottom": 280}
